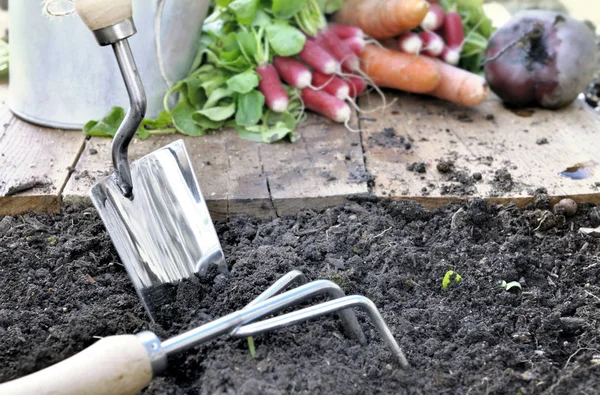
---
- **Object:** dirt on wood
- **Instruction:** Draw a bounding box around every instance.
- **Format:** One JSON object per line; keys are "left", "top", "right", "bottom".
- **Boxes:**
{"left": 1, "top": 198, "right": 600, "bottom": 394}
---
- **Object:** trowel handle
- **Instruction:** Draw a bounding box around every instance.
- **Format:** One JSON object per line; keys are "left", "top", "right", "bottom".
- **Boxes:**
{"left": 74, "top": 0, "right": 133, "bottom": 32}
{"left": 0, "top": 335, "right": 153, "bottom": 395}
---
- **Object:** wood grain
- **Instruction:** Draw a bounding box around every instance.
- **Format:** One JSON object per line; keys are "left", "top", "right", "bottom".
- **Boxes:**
{"left": 259, "top": 113, "right": 369, "bottom": 216}
{"left": 0, "top": 104, "right": 85, "bottom": 216}
{"left": 358, "top": 91, "right": 600, "bottom": 207}
{"left": 62, "top": 131, "right": 275, "bottom": 220}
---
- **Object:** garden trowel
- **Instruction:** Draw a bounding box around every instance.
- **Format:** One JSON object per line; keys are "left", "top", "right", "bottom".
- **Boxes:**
{"left": 75, "top": 0, "right": 226, "bottom": 320}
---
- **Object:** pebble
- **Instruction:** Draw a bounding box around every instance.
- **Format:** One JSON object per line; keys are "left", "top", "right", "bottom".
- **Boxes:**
{"left": 553, "top": 198, "right": 578, "bottom": 217}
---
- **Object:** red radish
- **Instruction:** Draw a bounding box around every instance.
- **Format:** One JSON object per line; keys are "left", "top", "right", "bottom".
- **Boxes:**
{"left": 256, "top": 64, "right": 288, "bottom": 113}
{"left": 301, "top": 88, "right": 351, "bottom": 123}
{"left": 273, "top": 56, "right": 312, "bottom": 89}
{"left": 397, "top": 32, "right": 423, "bottom": 54}
{"left": 312, "top": 71, "right": 350, "bottom": 100}
{"left": 327, "top": 24, "right": 364, "bottom": 40}
{"left": 441, "top": 11, "right": 465, "bottom": 64}
{"left": 346, "top": 76, "right": 367, "bottom": 98}
{"left": 299, "top": 38, "right": 339, "bottom": 75}
{"left": 421, "top": 4, "right": 445, "bottom": 31}
{"left": 440, "top": 46, "right": 460, "bottom": 65}
{"left": 419, "top": 31, "right": 445, "bottom": 57}
{"left": 318, "top": 29, "right": 361, "bottom": 72}
{"left": 343, "top": 36, "right": 366, "bottom": 56}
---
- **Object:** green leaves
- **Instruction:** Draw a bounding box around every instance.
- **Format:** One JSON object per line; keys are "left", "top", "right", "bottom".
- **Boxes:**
{"left": 271, "top": 0, "right": 307, "bottom": 19}
{"left": 227, "top": 70, "right": 260, "bottom": 93}
{"left": 266, "top": 21, "right": 306, "bottom": 57}
{"left": 84, "top": 0, "right": 324, "bottom": 144}
{"left": 236, "top": 90, "right": 265, "bottom": 126}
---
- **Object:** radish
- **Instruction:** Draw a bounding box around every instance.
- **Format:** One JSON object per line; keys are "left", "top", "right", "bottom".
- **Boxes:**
{"left": 343, "top": 36, "right": 366, "bottom": 56}
{"left": 312, "top": 71, "right": 350, "bottom": 100}
{"left": 419, "top": 31, "right": 445, "bottom": 57}
{"left": 346, "top": 76, "right": 367, "bottom": 98}
{"left": 440, "top": 47, "right": 460, "bottom": 65}
{"left": 301, "top": 88, "right": 351, "bottom": 123}
{"left": 256, "top": 64, "right": 289, "bottom": 113}
{"left": 441, "top": 11, "right": 464, "bottom": 65}
{"left": 397, "top": 32, "right": 423, "bottom": 54}
{"left": 421, "top": 4, "right": 445, "bottom": 32}
{"left": 484, "top": 10, "right": 599, "bottom": 109}
{"left": 318, "top": 29, "right": 361, "bottom": 72}
{"left": 273, "top": 56, "right": 312, "bottom": 89}
{"left": 299, "top": 38, "right": 339, "bottom": 75}
{"left": 327, "top": 24, "right": 364, "bottom": 40}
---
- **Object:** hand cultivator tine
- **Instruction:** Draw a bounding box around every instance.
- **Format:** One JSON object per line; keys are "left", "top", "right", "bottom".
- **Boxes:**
{"left": 235, "top": 295, "right": 410, "bottom": 368}
{"left": 244, "top": 270, "right": 308, "bottom": 307}
{"left": 239, "top": 271, "right": 367, "bottom": 345}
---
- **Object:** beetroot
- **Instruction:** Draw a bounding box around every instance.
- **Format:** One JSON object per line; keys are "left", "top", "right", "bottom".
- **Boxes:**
{"left": 484, "top": 10, "right": 598, "bottom": 109}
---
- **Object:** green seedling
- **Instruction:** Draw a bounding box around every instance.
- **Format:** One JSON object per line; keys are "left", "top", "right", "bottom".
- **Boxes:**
{"left": 247, "top": 336, "right": 256, "bottom": 359}
{"left": 47, "top": 236, "right": 57, "bottom": 246}
{"left": 499, "top": 280, "right": 522, "bottom": 292}
{"left": 442, "top": 270, "right": 462, "bottom": 289}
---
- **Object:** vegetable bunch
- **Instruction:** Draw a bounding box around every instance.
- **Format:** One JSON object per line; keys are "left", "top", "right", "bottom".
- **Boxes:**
{"left": 86, "top": 0, "right": 370, "bottom": 143}
{"left": 380, "top": 0, "right": 495, "bottom": 73}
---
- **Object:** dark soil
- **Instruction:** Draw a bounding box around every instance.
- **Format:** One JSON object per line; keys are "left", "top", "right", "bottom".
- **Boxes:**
{"left": 1, "top": 198, "right": 600, "bottom": 394}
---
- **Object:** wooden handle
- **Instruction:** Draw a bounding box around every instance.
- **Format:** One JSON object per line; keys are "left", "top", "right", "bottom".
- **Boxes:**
{"left": 74, "top": 0, "right": 132, "bottom": 31}
{"left": 0, "top": 335, "right": 153, "bottom": 395}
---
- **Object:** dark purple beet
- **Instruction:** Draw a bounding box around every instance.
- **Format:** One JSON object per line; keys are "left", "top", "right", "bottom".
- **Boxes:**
{"left": 484, "top": 10, "right": 598, "bottom": 109}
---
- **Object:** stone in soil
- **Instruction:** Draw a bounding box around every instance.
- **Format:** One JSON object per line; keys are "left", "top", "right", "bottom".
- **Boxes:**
{"left": 0, "top": 200, "right": 599, "bottom": 394}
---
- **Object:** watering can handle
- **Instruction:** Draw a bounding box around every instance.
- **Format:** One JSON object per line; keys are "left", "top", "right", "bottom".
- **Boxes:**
{"left": 74, "top": 0, "right": 133, "bottom": 32}
{"left": 0, "top": 335, "right": 154, "bottom": 395}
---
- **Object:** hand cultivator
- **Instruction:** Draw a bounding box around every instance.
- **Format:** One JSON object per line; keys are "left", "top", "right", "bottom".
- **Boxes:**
{"left": 0, "top": 271, "right": 408, "bottom": 395}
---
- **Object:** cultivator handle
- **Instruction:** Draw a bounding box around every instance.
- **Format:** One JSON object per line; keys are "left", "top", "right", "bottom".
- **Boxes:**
{"left": 0, "top": 335, "right": 153, "bottom": 395}
{"left": 74, "top": 0, "right": 132, "bottom": 32}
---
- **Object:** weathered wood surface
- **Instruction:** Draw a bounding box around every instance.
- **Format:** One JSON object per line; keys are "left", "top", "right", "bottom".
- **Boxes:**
{"left": 62, "top": 112, "right": 368, "bottom": 219}
{"left": 358, "top": 92, "right": 600, "bottom": 208}
{"left": 0, "top": 102, "right": 85, "bottom": 216}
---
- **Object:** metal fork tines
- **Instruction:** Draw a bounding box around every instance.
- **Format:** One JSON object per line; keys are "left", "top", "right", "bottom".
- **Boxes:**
{"left": 144, "top": 270, "right": 409, "bottom": 375}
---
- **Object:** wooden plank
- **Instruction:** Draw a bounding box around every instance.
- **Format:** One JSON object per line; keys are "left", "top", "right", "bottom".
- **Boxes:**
{"left": 62, "top": 130, "right": 275, "bottom": 220}
{"left": 0, "top": 106, "right": 85, "bottom": 216}
{"left": 259, "top": 113, "right": 370, "bottom": 216}
{"left": 359, "top": 91, "right": 600, "bottom": 207}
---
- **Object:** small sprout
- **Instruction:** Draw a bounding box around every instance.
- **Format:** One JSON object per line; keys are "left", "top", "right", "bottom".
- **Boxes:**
{"left": 247, "top": 336, "right": 256, "bottom": 359}
{"left": 48, "top": 236, "right": 57, "bottom": 245}
{"left": 442, "top": 270, "right": 462, "bottom": 289}
{"left": 499, "top": 280, "right": 522, "bottom": 292}
{"left": 353, "top": 247, "right": 360, "bottom": 254}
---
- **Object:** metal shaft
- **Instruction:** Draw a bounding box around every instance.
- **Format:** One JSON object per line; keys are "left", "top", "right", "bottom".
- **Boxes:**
{"left": 111, "top": 39, "right": 147, "bottom": 198}
{"left": 160, "top": 280, "right": 363, "bottom": 357}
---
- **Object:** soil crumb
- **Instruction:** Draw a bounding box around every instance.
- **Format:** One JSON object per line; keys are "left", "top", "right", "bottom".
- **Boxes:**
{"left": 1, "top": 200, "right": 600, "bottom": 394}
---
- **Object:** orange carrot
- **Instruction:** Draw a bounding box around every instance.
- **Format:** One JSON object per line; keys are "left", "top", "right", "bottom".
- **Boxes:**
{"left": 359, "top": 45, "right": 441, "bottom": 94}
{"left": 334, "top": 0, "right": 430, "bottom": 40}
{"left": 427, "top": 60, "right": 489, "bottom": 107}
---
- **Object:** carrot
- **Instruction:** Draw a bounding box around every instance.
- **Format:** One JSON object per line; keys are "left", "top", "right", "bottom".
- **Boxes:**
{"left": 333, "top": 0, "right": 430, "bottom": 40}
{"left": 359, "top": 45, "right": 441, "bottom": 93}
{"left": 426, "top": 59, "right": 489, "bottom": 107}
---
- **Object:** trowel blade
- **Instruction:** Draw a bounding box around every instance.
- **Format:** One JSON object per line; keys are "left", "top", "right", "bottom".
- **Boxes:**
{"left": 90, "top": 139, "right": 226, "bottom": 321}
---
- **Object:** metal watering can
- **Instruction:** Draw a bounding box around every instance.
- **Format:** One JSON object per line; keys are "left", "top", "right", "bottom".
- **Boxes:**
{"left": 8, "top": 0, "right": 210, "bottom": 129}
